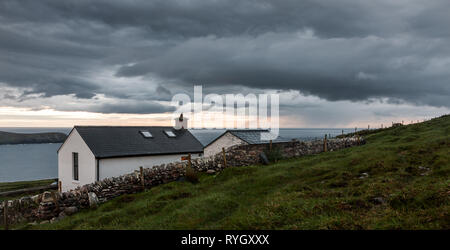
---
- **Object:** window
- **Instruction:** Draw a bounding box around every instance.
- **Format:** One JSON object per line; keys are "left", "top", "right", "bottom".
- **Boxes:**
{"left": 164, "top": 130, "right": 176, "bottom": 137}
{"left": 73, "top": 152, "right": 79, "bottom": 181}
{"left": 96, "top": 160, "right": 99, "bottom": 182}
{"left": 140, "top": 131, "right": 153, "bottom": 138}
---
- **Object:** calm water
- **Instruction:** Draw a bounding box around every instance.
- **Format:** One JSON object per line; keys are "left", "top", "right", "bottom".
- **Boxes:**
{"left": 0, "top": 127, "right": 361, "bottom": 182}
{"left": 0, "top": 143, "right": 62, "bottom": 182}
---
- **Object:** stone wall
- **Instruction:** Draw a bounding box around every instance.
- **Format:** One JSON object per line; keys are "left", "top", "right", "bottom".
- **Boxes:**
{"left": 0, "top": 137, "right": 364, "bottom": 226}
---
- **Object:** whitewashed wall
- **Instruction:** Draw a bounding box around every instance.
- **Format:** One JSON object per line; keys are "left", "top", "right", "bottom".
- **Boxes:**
{"left": 58, "top": 129, "right": 96, "bottom": 192}
{"left": 204, "top": 132, "right": 248, "bottom": 157}
{"left": 99, "top": 153, "right": 202, "bottom": 180}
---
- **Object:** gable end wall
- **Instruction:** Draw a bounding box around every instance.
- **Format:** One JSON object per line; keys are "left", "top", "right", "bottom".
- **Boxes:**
{"left": 58, "top": 129, "right": 96, "bottom": 192}
{"left": 204, "top": 132, "right": 248, "bottom": 157}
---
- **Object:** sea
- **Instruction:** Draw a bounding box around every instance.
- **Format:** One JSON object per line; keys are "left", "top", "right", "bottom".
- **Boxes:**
{"left": 0, "top": 127, "right": 360, "bottom": 182}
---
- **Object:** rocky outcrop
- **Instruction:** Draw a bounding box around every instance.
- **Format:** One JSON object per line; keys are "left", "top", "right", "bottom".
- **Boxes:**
{"left": 0, "top": 137, "right": 364, "bottom": 226}
{"left": 88, "top": 192, "right": 99, "bottom": 208}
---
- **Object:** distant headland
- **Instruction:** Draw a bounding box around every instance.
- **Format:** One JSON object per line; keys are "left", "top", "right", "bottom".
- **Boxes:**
{"left": 0, "top": 131, "right": 67, "bottom": 145}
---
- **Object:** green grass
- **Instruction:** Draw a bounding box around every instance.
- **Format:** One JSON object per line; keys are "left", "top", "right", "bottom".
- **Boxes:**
{"left": 27, "top": 115, "right": 450, "bottom": 230}
{"left": 0, "top": 179, "right": 56, "bottom": 201}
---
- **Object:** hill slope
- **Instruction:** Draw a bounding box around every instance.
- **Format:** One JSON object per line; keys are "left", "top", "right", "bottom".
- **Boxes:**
{"left": 31, "top": 115, "right": 449, "bottom": 229}
{"left": 0, "top": 131, "right": 67, "bottom": 145}
{"left": 0, "top": 179, "right": 57, "bottom": 201}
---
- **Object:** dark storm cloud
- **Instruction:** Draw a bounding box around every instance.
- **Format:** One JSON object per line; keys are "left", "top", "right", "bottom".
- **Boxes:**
{"left": 22, "top": 78, "right": 98, "bottom": 99}
{"left": 0, "top": 0, "right": 449, "bottom": 114}
{"left": 0, "top": 49, "right": 100, "bottom": 99}
{"left": 0, "top": 0, "right": 386, "bottom": 38}
{"left": 116, "top": 33, "right": 450, "bottom": 106}
{"left": 76, "top": 102, "right": 175, "bottom": 114}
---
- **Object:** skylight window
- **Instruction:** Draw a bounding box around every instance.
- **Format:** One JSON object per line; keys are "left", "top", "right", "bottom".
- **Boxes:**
{"left": 164, "top": 130, "right": 176, "bottom": 137}
{"left": 140, "top": 131, "right": 153, "bottom": 138}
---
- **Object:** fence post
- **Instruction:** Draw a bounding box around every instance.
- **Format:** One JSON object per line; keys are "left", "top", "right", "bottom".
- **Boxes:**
{"left": 222, "top": 148, "right": 227, "bottom": 168}
{"left": 58, "top": 181, "right": 62, "bottom": 193}
{"left": 51, "top": 191, "right": 59, "bottom": 212}
{"left": 324, "top": 134, "right": 327, "bottom": 152}
{"left": 3, "top": 200, "right": 8, "bottom": 230}
{"left": 188, "top": 153, "right": 192, "bottom": 169}
{"left": 140, "top": 166, "right": 145, "bottom": 190}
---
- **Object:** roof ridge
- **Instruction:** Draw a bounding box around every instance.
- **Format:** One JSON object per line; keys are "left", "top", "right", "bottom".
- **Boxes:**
{"left": 226, "top": 129, "right": 270, "bottom": 132}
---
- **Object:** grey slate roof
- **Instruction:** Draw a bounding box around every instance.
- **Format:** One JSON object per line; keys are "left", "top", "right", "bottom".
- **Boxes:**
{"left": 74, "top": 126, "right": 203, "bottom": 159}
{"left": 206, "top": 129, "right": 290, "bottom": 146}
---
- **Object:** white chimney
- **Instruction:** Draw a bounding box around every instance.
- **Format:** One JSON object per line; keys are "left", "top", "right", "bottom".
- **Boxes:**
{"left": 174, "top": 113, "right": 188, "bottom": 130}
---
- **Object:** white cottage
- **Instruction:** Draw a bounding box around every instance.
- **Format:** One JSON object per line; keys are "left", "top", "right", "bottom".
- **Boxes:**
{"left": 204, "top": 129, "right": 289, "bottom": 157}
{"left": 58, "top": 115, "right": 203, "bottom": 192}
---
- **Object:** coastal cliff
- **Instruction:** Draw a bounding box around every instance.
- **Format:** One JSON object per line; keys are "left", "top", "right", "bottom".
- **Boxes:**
{"left": 0, "top": 131, "right": 67, "bottom": 145}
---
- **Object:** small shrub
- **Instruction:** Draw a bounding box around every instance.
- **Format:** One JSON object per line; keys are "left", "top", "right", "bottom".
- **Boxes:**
{"left": 265, "top": 146, "right": 284, "bottom": 163}
{"left": 185, "top": 165, "right": 199, "bottom": 183}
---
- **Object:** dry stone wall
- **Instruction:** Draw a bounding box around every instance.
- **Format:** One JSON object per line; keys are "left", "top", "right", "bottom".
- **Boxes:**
{"left": 0, "top": 137, "right": 364, "bottom": 226}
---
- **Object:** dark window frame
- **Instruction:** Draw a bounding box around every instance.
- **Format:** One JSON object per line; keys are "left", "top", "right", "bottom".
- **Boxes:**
{"left": 96, "top": 159, "right": 100, "bottom": 182}
{"left": 73, "top": 152, "right": 79, "bottom": 181}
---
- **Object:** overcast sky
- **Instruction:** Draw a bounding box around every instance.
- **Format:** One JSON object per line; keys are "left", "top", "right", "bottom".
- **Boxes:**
{"left": 0, "top": 0, "right": 449, "bottom": 128}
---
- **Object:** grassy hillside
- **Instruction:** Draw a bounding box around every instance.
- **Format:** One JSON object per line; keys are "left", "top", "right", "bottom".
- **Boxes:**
{"left": 29, "top": 115, "right": 449, "bottom": 230}
{"left": 0, "top": 131, "right": 66, "bottom": 145}
{"left": 0, "top": 179, "right": 57, "bottom": 201}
